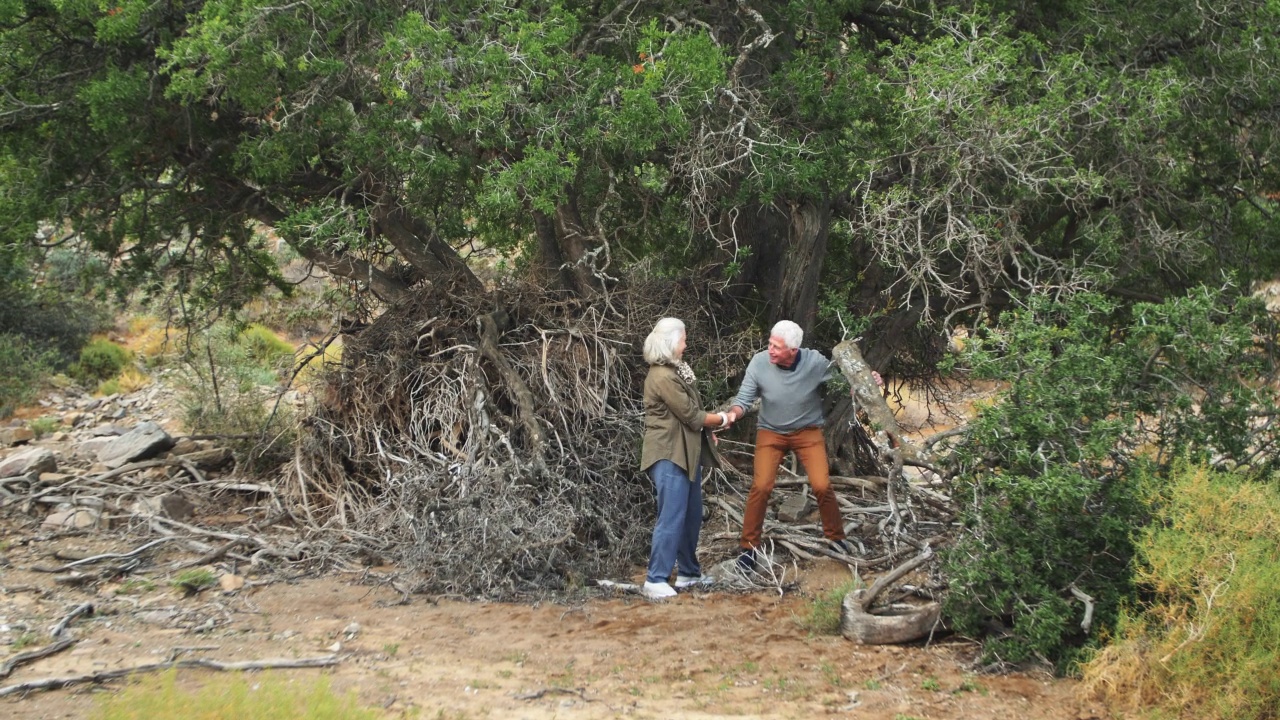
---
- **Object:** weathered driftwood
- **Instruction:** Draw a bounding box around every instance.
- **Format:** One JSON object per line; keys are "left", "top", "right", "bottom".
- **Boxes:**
{"left": 0, "top": 655, "right": 339, "bottom": 698}
{"left": 840, "top": 589, "right": 942, "bottom": 645}
{"left": 840, "top": 548, "right": 940, "bottom": 645}
{"left": 0, "top": 639, "right": 75, "bottom": 680}
{"left": 831, "top": 339, "right": 931, "bottom": 466}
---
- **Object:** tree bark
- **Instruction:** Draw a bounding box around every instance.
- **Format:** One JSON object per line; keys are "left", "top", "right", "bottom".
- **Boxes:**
{"left": 773, "top": 197, "right": 832, "bottom": 332}
{"left": 373, "top": 202, "right": 482, "bottom": 291}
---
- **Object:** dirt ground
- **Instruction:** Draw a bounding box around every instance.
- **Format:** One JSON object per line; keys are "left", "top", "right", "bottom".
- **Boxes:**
{"left": 0, "top": 528, "right": 1105, "bottom": 720}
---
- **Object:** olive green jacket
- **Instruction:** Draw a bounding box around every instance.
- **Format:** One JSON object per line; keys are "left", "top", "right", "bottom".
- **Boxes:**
{"left": 640, "top": 364, "right": 723, "bottom": 478}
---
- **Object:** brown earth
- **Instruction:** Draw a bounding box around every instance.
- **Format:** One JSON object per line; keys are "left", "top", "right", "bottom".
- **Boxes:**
{"left": 0, "top": 529, "right": 1105, "bottom": 720}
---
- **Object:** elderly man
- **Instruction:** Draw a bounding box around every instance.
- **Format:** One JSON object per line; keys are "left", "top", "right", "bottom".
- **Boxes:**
{"left": 724, "top": 320, "right": 877, "bottom": 568}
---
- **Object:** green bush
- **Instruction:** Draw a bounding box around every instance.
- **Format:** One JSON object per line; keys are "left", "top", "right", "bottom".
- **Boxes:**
{"left": 1084, "top": 464, "right": 1280, "bottom": 719}
{"left": 76, "top": 338, "right": 131, "bottom": 382}
{"left": 95, "top": 669, "right": 385, "bottom": 720}
{"left": 942, "top": 287, "right": 1278, "bottom": 671}
{"left": 178, "top": 323, "right": 296, "bottom": 474}
{"left": 239, "top": 323, "right": 295, "bottom": 367}
{"left": 0, "top": 333, "right": 59, "bottom": 417}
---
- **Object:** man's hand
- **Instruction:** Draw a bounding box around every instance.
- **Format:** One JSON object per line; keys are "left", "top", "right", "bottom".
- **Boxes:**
{"left": 872, "top": 371, "right": 884, "bottom": 387}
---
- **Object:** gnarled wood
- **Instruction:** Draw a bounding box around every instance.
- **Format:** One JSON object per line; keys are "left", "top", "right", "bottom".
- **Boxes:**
{"left": 831, "top": 339, "right": 931, "bottom": 465}
{"left": 841, "top": 589, "right": 942, "bottom": 645}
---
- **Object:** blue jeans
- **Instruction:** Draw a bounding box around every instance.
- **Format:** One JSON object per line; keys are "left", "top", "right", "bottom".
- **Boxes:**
{"left": 646, "top": 459, "right": 703, "bottom": 584}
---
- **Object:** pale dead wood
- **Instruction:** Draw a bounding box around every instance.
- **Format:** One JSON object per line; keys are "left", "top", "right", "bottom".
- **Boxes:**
{"left": 49, "top": 602, "right": 93, "bottom": 639}
{"left": 0, "top": 655, "right": 339, "bottom": 698}
{"left": 31, "top": 539, "right": 175, "bottom": 573}
{"left": 0, "top": 640, "right": 75, "bottom": 680}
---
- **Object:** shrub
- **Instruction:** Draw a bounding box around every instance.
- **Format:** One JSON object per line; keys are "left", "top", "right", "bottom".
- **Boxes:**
{"left": 29, "top": 416, "right": 61, "bottom": 438}
{"left": 178, "top": 323, "right": 297, "bottom": 474}
{"left": 943, "top": 287, "right": 1278, "bottom": 671}
{"left": 95, "top": 669, "right": 385, "bottom": 720}
{"left": 0, "top": 333, "right": 59, "bottom": 417}
{"left": 77, "top": 338, "right": 131, "bottom": 382}
{"left": 1083, "top": 464, "right": 1280, "bottom": 720}
{"left": 239, "top": 323, "right": 295, "bottom": 368}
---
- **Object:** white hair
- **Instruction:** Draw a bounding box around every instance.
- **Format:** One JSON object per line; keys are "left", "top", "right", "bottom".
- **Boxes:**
{"left": 643, "top": 317, "right": 686, "bottom": 365}
{"left": 770, "top": 320, "right": 803, "bottom": 349}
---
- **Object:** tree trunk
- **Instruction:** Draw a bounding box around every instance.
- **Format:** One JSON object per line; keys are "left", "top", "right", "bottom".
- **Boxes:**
{"left": 773, "top": 197, "right": 832, "bottom": 332}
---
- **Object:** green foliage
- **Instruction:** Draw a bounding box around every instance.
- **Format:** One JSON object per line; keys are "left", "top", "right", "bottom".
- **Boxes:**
{"left": 95, "top": 669, "right": 385, "bottom": 720}
{"left": 169, "top": 568, "right": 217, "bottom": 594}
{"left": 76, "top": 338, "right": 131, "bottom": 383}
{"left": 28, "top": 416, "right": 61, "bottom": 438}
{"left": 1084, "top": 464, "right": 1280, "bottom": 720}
{"left": 943, "top": 286, "right": 1279, "bottom": 671}
{"left": 796, "top": 580, "right": 861, "bottom": 636}
{"left": 238, "top": 324, "right": 295, "bottom": 368}
{"left": 178, "top": 323, "right": 296, "bottom": 474}
{"left": 0, "top": 332, "right": 59, "bottom": 417}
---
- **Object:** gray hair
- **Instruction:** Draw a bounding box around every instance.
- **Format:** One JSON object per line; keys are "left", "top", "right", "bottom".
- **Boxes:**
{"left": 643, "top": 317, "right": 686, "bottom": 365}
{"left": 770, "top": 320, "right": 803, "bottom": 349}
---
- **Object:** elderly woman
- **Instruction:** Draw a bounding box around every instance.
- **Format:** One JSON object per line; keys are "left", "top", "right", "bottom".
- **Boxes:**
{"left": 639, "top": 317, "right": 732, "bottom": 600}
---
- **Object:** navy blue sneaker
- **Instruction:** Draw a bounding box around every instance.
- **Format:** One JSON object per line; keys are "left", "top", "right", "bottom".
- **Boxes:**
{"left": 829, "top": 539, "right": 852, "bottom": 555}
{"left": 736, "top": 549, "right": 757, "bottom": 572}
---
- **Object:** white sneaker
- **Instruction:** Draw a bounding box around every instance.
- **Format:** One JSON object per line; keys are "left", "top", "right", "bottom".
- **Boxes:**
{"left": 641, "top": 581, "right": 677, "bottom": 600}
{"left": 675, "top": 574, "right": 713, "bottom": 589}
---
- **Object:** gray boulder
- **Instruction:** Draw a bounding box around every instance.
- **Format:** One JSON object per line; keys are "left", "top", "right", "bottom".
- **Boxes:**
{"left": 0, "top": 446, "right": 57, "bottom": 477}
{"left": 96, "top": 421, "right": 174, "bottom": 469}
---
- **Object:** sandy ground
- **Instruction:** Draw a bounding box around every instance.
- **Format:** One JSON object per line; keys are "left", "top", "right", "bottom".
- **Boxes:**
{"left": 0, "top": 529, "right": 1105, "bottom": 720}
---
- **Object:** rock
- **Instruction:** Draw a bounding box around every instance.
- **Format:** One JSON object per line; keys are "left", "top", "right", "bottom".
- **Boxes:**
{"left": 219, "top": 574, "right": 245, "bottom": 592}
{"left": 179, "top": 447, "right": 234, "bottom": 471}
{"left": 96, "top": 421, "right": 173, "bottom": 469}
{"left": 327, "top": 641, "right": 342, "bottom": 653}
{"left": 777, "top": 492, "right": 814, "bottom": 523}
{"left": 87, "top": 424, "right": 125, "bottom": 437}
{"left": 38, "top": 472, "right": 72, "bottom": 483}
{"left": 343, "top": 622, "right": 361, "bottom": 639}
{"left": 51, "top": 431, "right": 69, "bottom": 442}
{"left": 73, "top": 436, "right": 116, "bottom": 460}
{"left": 62, "top": 411, "right": 83, "bottom": 427}
{"left": 137, "top": 610, "right": 177, "bottom": 625}
{"left": 42, "top": 507, "right": 108, "bottom": 530}
{"left": 169, "top": 438, "right": 200, "bottom": 455}
{"left": 0, "top": 427, "right": 34, "bottom": 447}
{"left": 131, "top": 492, "right": 195, "bottom": 520}
{"left": 0, "top": 447, "right": 57, "bottom": 477}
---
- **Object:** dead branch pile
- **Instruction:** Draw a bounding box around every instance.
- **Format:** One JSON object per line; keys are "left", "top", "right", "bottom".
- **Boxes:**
{"left": 289, "top": 279, "right": 758, "bottom": 597}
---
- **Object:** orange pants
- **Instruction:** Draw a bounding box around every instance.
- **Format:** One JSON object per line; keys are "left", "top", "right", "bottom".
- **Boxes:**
{"left": 740, "top": 427, "right": 845, "bottom": 549}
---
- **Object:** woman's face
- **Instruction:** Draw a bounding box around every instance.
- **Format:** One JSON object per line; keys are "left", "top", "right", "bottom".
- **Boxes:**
{"left": 675, "top": 331, "right": 687, "bottom": 360}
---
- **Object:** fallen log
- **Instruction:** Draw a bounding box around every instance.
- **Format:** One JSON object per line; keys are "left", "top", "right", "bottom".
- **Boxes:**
{"left": 0, "top": 655, "right": 339, "bottom": 698}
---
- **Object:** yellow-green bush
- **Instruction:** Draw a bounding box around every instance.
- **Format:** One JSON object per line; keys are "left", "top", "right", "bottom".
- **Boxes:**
{"left": 77, "top": 337, "right": 131, "bottom": 382}
{"left": 1083, "top": 464, "right": 1280, "bottom": 719}
{"left": 95, "top": 669, "right": 385, "bottom": 720}
{"left": 239, "top": 323, "right": 295, "bottom": 367}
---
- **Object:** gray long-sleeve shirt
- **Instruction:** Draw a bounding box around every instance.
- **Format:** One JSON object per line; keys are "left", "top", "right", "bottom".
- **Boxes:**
{"left": 730, "top": 348, "right": 832, "bottom": 432}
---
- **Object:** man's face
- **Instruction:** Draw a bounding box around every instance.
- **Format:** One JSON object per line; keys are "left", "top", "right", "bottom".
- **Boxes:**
{"left": 767, "top": 334, "right": 797, "bottom": 366}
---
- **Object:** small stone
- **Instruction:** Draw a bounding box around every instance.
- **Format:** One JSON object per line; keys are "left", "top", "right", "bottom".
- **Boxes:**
{"left": 169, "top": 438, "right": 200, "bottom": 456}
{"left": 219, "top": 574, "right": 246, "bottom": 592}
{"left": 777, "top": 491, "right": 814, "bottom": 523}
{"left": 42, "top": 507, "right": 107, "bottom": 530}
{"left": 327, "top": 641, "right": 342, "bottom": 653}
{"left": 38, "top": 472, "right": 72, "bottom": 483}
{"left": 343, "top": 622, "right": 361, "bottom": 638}
{"left": 96, "top": 421, "right": 173, "bottom": 469}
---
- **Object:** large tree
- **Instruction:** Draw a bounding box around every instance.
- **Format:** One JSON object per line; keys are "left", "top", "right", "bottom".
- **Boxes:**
{"left": 3, "top": 0, "right": 1277, "bottom": 337}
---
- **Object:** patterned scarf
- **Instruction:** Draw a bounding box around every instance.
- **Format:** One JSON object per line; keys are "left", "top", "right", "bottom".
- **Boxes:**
{"left": 673, "top": 360, "right": 697, "bottom": 386}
